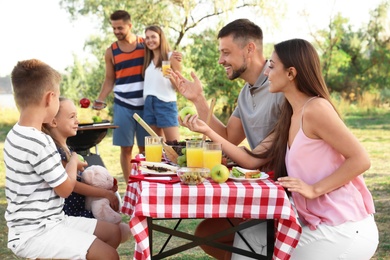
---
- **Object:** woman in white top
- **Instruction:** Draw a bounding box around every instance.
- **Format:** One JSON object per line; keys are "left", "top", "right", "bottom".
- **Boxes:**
{"left": 142, "top": 25, "right": 182, "bottom": 142}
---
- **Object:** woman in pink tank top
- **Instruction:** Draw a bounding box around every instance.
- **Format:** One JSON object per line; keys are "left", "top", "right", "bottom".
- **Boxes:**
{"left": 262, "top": 39, "right": 378, "bottom": 259}
{"left": 179, "top": 38, "right": 378, "bottom": 259}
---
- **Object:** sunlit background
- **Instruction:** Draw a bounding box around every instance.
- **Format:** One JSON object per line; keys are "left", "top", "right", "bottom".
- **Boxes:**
{"left": 0, "top": 0, "right": 385, "bottom": 76}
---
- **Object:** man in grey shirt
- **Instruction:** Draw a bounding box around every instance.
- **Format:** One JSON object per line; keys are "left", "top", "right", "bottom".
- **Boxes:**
{"left": 175, "top": 19, "right": 284, "bottom": 150}
{"left": 173, "top": 19, "right": 284, "bottom": 259}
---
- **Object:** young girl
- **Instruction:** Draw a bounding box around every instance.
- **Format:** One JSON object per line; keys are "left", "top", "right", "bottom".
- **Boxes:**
{"left": 178, "top": 39, "right": 378, "bottom": 259}
{"left": 142, "top": 25, "right": 182, "bottom": 142}
{"left": 43, "top": 97, "right": 129, "bottom": 242}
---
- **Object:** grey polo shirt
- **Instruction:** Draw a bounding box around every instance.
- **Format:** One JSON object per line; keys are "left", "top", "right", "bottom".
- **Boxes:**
{"left": 232, "top": 61, "right": 285, "bottom": 149}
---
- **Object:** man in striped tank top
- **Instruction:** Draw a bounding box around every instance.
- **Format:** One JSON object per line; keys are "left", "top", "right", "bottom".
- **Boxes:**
{"left": 93, "top": 10, "right": 148, "bottom": 183}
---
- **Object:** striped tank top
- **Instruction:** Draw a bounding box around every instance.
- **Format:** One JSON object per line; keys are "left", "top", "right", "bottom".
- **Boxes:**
{"left": 111, "top": 36, "right": 145, "bottom": 109}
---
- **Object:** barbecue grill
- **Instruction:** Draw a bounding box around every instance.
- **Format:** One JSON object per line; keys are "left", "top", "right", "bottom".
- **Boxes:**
{"left": 66, "top": 120, "right": 118, "bottom": 166}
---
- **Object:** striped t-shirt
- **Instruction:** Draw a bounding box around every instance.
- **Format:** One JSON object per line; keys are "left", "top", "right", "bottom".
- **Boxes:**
{"left": 3, "top": 123, "right": 68, "bottom": 236}
{"left": 112, "top": 36, "right": 145, "bottom": 110}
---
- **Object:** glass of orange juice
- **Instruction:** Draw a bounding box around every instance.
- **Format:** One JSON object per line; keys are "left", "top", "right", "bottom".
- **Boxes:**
{"left": 162, "top": 60, "right": 171, "bottom": 78}
{"left": 203, "top": 142, "right": 222, "bottom": 170}
{"left": 186, "top": 140, "right": 204, "bottom": 167}
{"left": 145, "top": 136, "right": 163, "bottom": 162}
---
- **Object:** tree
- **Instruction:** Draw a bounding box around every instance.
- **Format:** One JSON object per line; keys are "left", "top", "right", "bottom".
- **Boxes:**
{"left": 59, "top": 0, "right": 284, "bottom": 48}
{"left": 363, "top": 1, "right": 390, "bottom": 103}
{"left": 313, "top": 14, "right": 356, "bottom": 94}
{"left": 311, "top": 2, "right": 390, "bottom": 103}
{"left": 59, "top": 0, "right": 284, "bottom": 119}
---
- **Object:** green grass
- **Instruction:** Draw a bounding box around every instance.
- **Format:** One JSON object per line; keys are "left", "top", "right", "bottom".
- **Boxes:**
{"left": 0, "top": 108, "right": 389, "bottom": 259}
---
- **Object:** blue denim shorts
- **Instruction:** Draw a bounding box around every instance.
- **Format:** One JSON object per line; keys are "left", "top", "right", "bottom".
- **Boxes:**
{"left": 113, "top": 103, "right": 148, "bottom": 147}
{"left": 143, "top": 95, "right": 179, "bottom": 128}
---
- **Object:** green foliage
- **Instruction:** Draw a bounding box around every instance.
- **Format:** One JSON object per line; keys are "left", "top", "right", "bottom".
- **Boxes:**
{"left": 59, "top": 0, "right": 272, "bottom": 48}
{"left": 380, "top": 87, "right": 390, "bottom": 103}
{"left": 59, "top": 0, "right": 276, "bottom": 119}
{"left": 60, "top": 36, "right": 113, "bottom": 115}
{"left": 61, "top": 56, "right": 91, "bottom": 100}
{"left": 57, "top": 0, "right": 390, "bottom": 119}
{"left": 314, "top": 2, "right": 390, "bottom": 100}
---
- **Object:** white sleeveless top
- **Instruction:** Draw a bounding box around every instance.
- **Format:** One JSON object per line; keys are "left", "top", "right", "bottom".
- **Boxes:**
{"left": 143, "top": 52, "right": 177, "bottom": 102}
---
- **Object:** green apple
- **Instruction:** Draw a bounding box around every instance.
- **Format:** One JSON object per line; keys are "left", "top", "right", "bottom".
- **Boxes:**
{"left": 178, "top": 106, "right": 197, "bottom": 121}
{"left": 77, "top": 154, "right": 85, "bottom": 162}
{"left": 210, "top": 164, "right": 230, "bottom": 183}
{"left": 92, "top": 115, "right": 102, "bottom": 123}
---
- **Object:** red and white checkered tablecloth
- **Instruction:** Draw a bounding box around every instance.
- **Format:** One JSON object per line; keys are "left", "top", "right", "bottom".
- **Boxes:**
{"left": 121, "top": 163, "right": 301, "bottom": 260}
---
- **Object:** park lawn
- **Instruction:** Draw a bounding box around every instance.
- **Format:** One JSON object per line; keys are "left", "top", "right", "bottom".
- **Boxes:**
{"left": 0, "top": 110, "right": 389, "bottom": 259}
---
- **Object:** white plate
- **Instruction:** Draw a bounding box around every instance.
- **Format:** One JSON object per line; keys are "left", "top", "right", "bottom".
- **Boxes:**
{"left": 228, "top": 172, "right": 269, "bottom": 182}
{"left": 139, "top": 161, "right": 178, "bottom": 176}
{"left": 140, "top": 168, "right": 177, "bottom": 176}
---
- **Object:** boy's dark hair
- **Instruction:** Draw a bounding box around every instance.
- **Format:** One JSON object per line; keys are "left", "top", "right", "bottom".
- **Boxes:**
{"left": 11, "top": 59, "right": 61, "bottom": 109}
{"left": 218, "top": 19, "right": 263, "bottom": 48}
{"left": 110, "top": 10, "right": 131, "bottom": 22}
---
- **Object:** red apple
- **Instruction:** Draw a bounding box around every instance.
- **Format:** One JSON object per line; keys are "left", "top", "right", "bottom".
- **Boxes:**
{"left": 80, "top": 98, "right": 90, "bottom": 108}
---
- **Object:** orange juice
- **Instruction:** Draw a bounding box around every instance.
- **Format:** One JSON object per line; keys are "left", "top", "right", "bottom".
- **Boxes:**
{"left": 203, "top": 149, "right": 222, "bottom": 170}
{"left": 145, "top": 144, "right": 163, "bottom": 162}
{"left": 162, "top": 61, "right": 170, "bottom": 78}
{"left": 186, "top": 147, "right": 204, "bottom": 167}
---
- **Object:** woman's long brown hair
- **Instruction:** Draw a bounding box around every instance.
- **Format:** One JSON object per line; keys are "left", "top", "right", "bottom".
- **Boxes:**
{"left": 254, "top": 39, "right": 339, "bottom": 179}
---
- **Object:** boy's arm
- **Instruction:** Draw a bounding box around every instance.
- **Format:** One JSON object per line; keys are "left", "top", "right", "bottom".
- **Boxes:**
{"left": 54, "top": 153, "right": 86, "bottom": 198}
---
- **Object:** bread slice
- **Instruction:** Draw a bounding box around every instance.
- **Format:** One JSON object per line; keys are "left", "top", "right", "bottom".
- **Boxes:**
{"left": 232, "top": 166, "right": 261, "bottom": 179}
{"left": 245, "top": 171, "right": 261, "bottom": 179}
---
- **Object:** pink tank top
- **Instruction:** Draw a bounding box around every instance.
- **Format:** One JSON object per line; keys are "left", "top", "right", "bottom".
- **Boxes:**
{"left": 285, "top": 98, "right": 375, "bottom": 230}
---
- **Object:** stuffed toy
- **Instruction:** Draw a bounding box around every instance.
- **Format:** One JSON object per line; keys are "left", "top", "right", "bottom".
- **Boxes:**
{"left": 82, "top": 165, "right": 130, "bottom": 243}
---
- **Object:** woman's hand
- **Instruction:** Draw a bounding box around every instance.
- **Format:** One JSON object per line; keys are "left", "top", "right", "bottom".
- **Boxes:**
{"left": 179, "top": 114, "right": 209, "bottom": 135}
{"left": 172, "top": 51, "right": 182, "bottom": 62}
{"left": 277, "top": 177, "right": 318, "bottom": 199}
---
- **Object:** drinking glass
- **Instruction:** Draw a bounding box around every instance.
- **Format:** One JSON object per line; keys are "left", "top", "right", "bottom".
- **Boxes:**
{"left": 186, "top": 140, "right": 204, "bottom": 167}
{"left": 145, "top": 136, "right": 163, "bottom": 162}
{"left": 162, "top": 60, "right": 171, "bottom": 78}
{"left": 203, "top": 142, "right": 222, "bottom": 170}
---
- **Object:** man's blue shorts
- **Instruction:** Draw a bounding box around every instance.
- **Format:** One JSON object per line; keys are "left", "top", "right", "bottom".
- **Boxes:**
{"left": 112, "top": 103, "right": 148, "bottom": 147}
{"left": 143, "top": 95, "right": 179, "bottom": 128}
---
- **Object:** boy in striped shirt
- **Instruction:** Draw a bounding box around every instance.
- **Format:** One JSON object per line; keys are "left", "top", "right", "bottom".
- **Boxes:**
{"left": 3, "top": 59, "right": 121, "bottom": 259}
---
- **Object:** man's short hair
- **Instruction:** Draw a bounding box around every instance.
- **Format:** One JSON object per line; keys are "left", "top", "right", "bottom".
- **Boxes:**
{"left": 218, "top": 19, "right": 263, "bottom": 47}
{"left": 11, "top": 59, "right": 61, "bottom": 109}
{"left": 110, "top": 10, "right": 131, "bottom": 22}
